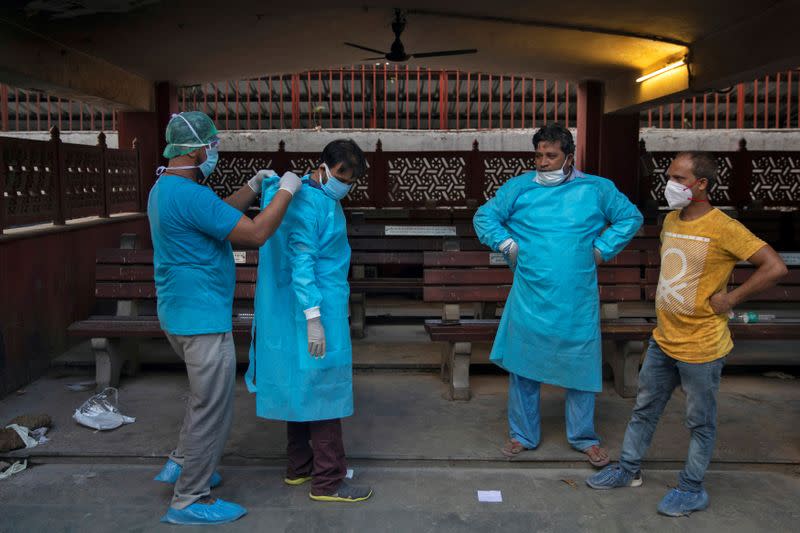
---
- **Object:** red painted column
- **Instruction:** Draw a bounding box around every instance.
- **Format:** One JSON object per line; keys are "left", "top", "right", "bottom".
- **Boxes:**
{"left": 155, "top": 81, "right": 178, "bottom": 158}
{"left": 291, "top": 74, "right": 301, "bottom": 129}
{"left": 118, "top": 82, "right": 176, "bottom": 206}
{"left": 600, "top": 113, "right": 641, "bottom": 204}
{"left": 576, "top": 81, "right": 603, "bottom": 175}
{"left": 0, "top": 84, "right": 8, "bottom": 131}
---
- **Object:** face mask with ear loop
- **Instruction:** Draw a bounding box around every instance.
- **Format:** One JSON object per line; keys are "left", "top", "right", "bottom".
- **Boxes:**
{"left": 156, "top": 113, "right": 220, "bottom": 178}
{"left": 320, "top": 163, "right": 353, "bottom": 201}
{"left": 535, "top": 156, "right": 572, "bottom": 186}
{"left": 664, "top": 179, "right": 709, "bottom": 209}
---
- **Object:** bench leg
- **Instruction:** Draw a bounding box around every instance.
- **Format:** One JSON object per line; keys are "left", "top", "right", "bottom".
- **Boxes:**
{"left": 447, "top": 341, "right": 472, "bottom": 401}
{"left": 349, "top": 293, "right": 366, "bottom": 339}
{"left": 120, "top": 338, "right": 141, "bottom": 378}
{"left": 439, "top": 341, "right": 454, "bottom": 382}
{"left": 92, "top": 338, "right": 124, "bottom": 391}
{"left": 603, "top": 340, "right": 644, "bottom": 398}
{"left": 483, "top": 302, "right": 497, "bottom": 319}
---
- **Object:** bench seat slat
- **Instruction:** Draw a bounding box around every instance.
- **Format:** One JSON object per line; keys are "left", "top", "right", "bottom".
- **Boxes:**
{"left": 646, "top": 267, "right": 800, "bottom": 284}
{"left": 424, "top": 318, "right": 800, "bottom": 342}
{"left": 349, "top": 278, "right": 422, "bottom": 293}
{"left": 95, "top": 282, "right": 256, "bottom": 299}
{"left": 94, "top": 265, "right": 259, "bottom": 283}
{"left": 350, "top": 252, "right": 424, "bottom": 265}
{"left": 423, "top": 284, "right": 641, "bottom": 303}
{"left": 68, "top": 315, "right": 253, "bottom": 338}
{"left": 645, "top": 284, "right": 800, "bottom": 302}
{"left": 349, "top": 238, "right": 487, "bottom": 252}
{"left": 423, "top": 267, "right": 642, "bottom": 285}
{"left": 96, "top": 249, "right": 259, "bottom": 265}
{"left": 424, "top": 250, "right": 647, "bottom": 267}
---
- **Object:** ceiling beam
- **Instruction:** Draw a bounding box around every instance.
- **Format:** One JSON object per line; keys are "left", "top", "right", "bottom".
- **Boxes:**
{"left": 406, "top": 9, "right": 690, "bottom": 46}
{"left": 0, "top": 17, "right": 154, "bottom": 111}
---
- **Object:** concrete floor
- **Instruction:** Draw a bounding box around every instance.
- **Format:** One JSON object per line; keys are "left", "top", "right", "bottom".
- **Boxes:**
{"left": 1, "top": 369, "right": 799, "bottom": 464}
{"left": 1, "top": 366, "right": 799, "bottom": 531}
{"left": 2, "top": 464, "right": 798, "bottom": 533}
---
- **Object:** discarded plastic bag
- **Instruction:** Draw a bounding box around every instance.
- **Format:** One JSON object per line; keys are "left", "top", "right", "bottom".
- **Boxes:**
{"left": 5, "top": 424, "right": 39, "bottom": 449}
{"left": 73, "top": 388, "right": 135, "bottom": 431}
{"left": 0, "top": 460, "right": 27, "bottom": 480}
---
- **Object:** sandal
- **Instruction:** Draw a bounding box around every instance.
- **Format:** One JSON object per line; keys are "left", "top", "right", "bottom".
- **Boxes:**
{"left": 583, "top": 445, "right": 610, "bottom": 468}
{"left": 501, "top": 438, "right": 528, "bottom": 458}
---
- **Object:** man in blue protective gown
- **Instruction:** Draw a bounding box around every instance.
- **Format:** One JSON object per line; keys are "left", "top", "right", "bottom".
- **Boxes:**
{"left": 246, "top": 139, "right": 373, "bottom": 503}
{"left": 473, "top": 124, "right": 643, "bottom": 466}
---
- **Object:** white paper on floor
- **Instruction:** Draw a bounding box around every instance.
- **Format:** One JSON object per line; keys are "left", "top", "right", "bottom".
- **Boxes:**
{"left": 477, "top": 490, "right": 503, "bottom": 503}
{"left": 346, "top": 469, "right": 354, "bottom": 479}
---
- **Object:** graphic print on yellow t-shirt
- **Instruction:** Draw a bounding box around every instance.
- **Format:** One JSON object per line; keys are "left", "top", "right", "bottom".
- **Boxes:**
{"left": 652, "top": 209, "right": 767, "bottom": 364}
{"left": 656, "top": 232, "right": 710, "bottom": 316}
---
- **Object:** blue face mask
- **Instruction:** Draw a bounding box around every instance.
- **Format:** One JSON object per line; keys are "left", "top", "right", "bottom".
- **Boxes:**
{"left": 199, "top": 146, "right": 218, "bottom": 178}
{"left": 320, "top": 163, "right": 352, "bottom": 201}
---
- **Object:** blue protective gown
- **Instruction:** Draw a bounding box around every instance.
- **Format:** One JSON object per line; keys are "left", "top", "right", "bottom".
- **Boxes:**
{"left": 246, "top": 176, "right": 353, "bottom": 421}
{"left": 473, "top": 170, "right": 643, "bottom": 392}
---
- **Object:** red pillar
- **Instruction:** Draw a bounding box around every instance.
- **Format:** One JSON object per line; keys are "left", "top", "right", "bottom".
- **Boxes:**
{"left": 291, "top": 74, "right": 301, "bottom": 129}
{"left": 439, "top": 72, "right": 449, "bottom": 130}
{"left": 117, "top": 81, "right": 175, "bottom": 205}
{"left": 155, "top": 81, "right": 178, "bottom": 160}
{"left": 118, "top": 111, "right": 158, "bottom": 209}
{"left": 576, "top": 81, "right": 603, "bottom": 175}
{"left": 600, "top": 113, "right": 641, "bottom": 203}
{"left": 0, "top": 84, "right": 8, "bottom": 131}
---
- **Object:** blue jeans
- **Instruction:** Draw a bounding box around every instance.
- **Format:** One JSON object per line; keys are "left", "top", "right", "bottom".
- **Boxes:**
{"left": 619, "top": 338, "right": 725, "bottom": 492}
{"left": 508, "top": 373, "right": 600, "bottom": 451}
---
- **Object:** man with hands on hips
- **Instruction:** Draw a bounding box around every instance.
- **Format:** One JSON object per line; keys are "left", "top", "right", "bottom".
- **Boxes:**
{"left": 586, "top": 151, "right": 787, "bottom": 517}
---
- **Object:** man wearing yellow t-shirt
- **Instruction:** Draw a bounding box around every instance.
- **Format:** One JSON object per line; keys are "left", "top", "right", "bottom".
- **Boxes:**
{"left": 586, "top": 152, "right": 787, "bottom": 516}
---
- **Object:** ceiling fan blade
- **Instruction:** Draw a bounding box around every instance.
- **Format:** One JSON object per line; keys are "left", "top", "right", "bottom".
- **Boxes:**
{"left": 411, "top": 49, "right": 478, "bottom": 59}
{"left": 344, "top": 42, "right": 387, "bottom": 55}
{"left": 362, "top": 56, "right": 387, "bottom": 61}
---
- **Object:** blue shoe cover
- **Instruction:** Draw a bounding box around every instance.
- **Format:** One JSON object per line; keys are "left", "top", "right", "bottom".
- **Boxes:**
{"left": 657, "top": 488, "right": 709, "bottom": 516}
{"left": 154, "top": 459, "right": 221, "bottom": 488}
{"left": 160, "top": 499, "right": 247, "bottom": 525}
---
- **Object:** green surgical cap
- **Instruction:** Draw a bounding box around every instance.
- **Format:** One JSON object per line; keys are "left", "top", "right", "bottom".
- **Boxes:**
{"left": 163, "top": 111, "right": 219, "bottom": 159}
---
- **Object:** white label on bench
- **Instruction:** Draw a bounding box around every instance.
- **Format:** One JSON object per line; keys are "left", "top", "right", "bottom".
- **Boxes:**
{"left": 780, "top": 252, "right": 800, "bottom": 266}
{"left": 384, "top": 225, "right": 457, "bottom": 237}
{"left": 737, "top": 252, "right": 800, "bottom": 266}
{"left": 489, "top": 252, "right": 508, "bottom": 266}
{"left": 233, "top": 251, "right": 247, "bottom": 264}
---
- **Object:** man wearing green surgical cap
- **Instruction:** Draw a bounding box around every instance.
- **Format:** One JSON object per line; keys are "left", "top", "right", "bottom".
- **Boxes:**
{"left": 148, "top": 111, "right": 303, "bottom": 525}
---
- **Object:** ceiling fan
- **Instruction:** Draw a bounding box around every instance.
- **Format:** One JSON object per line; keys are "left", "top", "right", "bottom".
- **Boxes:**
{"left": 344, "top": 9, "right": 477, "bottom": 63}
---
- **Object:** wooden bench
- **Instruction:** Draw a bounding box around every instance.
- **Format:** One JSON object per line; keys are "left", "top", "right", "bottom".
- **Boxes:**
{"left": 67, "top": 234, "right": 258, "bottom": 390}
{"left": 346, "top": 222, "right": 487, "bottom": 338}
{"left": 422, "top": 244, "right": 654, "bottom": 400}
{"left": 345, "top": 204, "right": 478, "bottom": 226}
{"left": 424, "top": 240, "right": 800, "bottom": 400}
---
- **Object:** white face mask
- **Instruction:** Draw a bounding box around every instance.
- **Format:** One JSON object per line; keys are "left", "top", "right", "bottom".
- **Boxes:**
{"left": 535, "top": 157, "right": 571, "bottom": 187}
{"left": 664, "top": 179, "right": 696, "bottom": 209}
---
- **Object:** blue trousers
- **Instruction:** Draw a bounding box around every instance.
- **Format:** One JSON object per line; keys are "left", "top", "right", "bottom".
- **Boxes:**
{"left": 619, "top": 339, "right": 725, "bottom": 492}
{"left": 508, "top": 373, "right": 600, "bottom": 451}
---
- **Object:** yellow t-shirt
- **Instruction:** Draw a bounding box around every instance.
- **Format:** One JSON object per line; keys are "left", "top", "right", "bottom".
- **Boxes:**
{"left": 653, "top": 208, "right": 766, "bottom": 363}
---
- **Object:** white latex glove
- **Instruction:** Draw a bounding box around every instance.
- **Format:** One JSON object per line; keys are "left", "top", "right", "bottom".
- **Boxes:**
{"left": 247, "top": 169, "right": 277, "bottom": 193}
{"left": 279, "top": 171, "right": 303, "bottom": 196}
{"left": 307, "top": 317, "right": 326, "bottom": 358}
{"left": 499, "top": 238, "right": 519, "bottom": 271}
